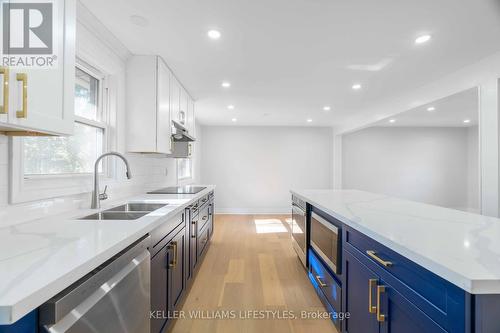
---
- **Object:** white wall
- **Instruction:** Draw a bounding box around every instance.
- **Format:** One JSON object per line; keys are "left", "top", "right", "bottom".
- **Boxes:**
{"left": 0, "top": 4, "right": 191, "bottom": 225}
{"left": 200, "top": 126, "right": 333, "bottom": 214}
{"left": 342, "top": 126, "right": 480, "bottom": 212}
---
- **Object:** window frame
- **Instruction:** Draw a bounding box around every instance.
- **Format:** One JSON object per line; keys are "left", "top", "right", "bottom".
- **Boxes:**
{"left": 177, "top": 158, "right": 193, "bottom": 182}
{"left": 9, "top": 60, "right": 113, "bottom": 203}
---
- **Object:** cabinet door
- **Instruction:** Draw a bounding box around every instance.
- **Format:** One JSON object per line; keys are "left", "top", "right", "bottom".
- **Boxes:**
{"left": 344, "top": 250, "right": 380, "bottom": 333}
{"left": 170, "top": 78, "right": 180, "bottom": 124}
{"left": 179, "top": 88, "right": 188, "bottom": 126}
{"left": 156, "top": 58, "right": 172, "bottom": 154}
{"left": 9, "top": 0, "right": 75, "bottom": 135}
{"left": 190, "top": 214, "right": 198, "bottom": 276}
{"left": 168, "top": 228, "right": 186, "bottom": 311}
{"left": 151, "top": 245, "right": 170, "bottom": 333}
{"left": 187, "top": 98, "right": 195, "bottom": 135}
{"left": 379, "top": 282, "right": 447, "bottom": 333}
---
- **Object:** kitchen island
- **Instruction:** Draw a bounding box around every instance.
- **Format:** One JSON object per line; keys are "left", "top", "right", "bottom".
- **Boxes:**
{"left": 291, "top": 189, "right": 500, "bottom": 333}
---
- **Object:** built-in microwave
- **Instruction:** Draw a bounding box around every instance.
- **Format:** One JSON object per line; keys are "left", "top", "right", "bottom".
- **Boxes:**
{"left": 291, "top": 196, "right": 307, "bottom": 267}
{"left": 310, "top": 211, "right": 341, "bottom": 274}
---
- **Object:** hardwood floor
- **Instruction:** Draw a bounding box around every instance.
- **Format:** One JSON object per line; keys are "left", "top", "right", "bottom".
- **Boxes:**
{"left": 172, "top": 214, "right": 338, "bottom": 333}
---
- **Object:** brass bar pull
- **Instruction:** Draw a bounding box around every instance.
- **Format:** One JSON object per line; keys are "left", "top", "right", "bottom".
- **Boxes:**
{"left": 367, "top": 250, "right": 393, "bottom": 267}
{"left": 16, "top": 73, "right": 27, "bottom": 118}
{"left": 188, "top": 143, "right": 192, "bottom": 156}
{"left": 169, "top": 241, "right": 178, "bottom": 268}
{"left": 314, "top": 275, "right": 327, "bottom": 288}
{"left": 0, "top": 67, "right": 9, "bottom": 114}
{"left": 376, "top": 285, "right": 387, "bottom": 322}
{"left": 368, "top": 279, "right": 378, "bottom": 314}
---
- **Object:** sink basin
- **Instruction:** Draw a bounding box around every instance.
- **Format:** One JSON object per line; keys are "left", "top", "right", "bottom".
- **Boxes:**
{"left": 79, "top": 212, "right": 148, "bottom": 220}
{"left": 104, "top": 203, "right": 167, "bottom": 213}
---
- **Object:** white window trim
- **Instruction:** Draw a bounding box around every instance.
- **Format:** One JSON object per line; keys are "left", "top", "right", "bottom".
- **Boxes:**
{"left": 9, "top": 60, "right": 116, "bottom": 204}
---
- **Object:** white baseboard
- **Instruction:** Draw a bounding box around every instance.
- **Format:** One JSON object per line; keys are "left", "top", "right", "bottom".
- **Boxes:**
{"left": 215, "top": 207, "right": 291, "bottom": 215}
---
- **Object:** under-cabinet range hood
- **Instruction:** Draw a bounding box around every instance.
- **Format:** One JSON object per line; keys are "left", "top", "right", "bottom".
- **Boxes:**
{"left": 171, "top": 121, "right": 195, "bottom": 142}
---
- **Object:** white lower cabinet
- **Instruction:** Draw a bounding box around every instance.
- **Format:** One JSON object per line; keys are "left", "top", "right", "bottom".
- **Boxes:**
{"left": 0, "top": 0, "right": 75, "bottom": 136}
{"left": 127, "top": 55, "right": 172, "bottom": 154}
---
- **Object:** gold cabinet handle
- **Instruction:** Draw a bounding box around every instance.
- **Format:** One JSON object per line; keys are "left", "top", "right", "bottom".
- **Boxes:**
{"left": 376, "top": 285, "right": 387, "bottom": 322}
{"left": 367, "top": 250, "right": 393, "bottom": 267}
{"left": 368, "top": 279, "right": 378, "bottom": 314}
{"left": 168, "top": 241, "right": 178, "bottom": 268}
{"left": 314, "top": 275, "right": 327, "bottom": 288}
{"left": 188, "top": 143, "right": 192, "bottom": 156}
{"left": 16, "top": 73, "right": 27, "bottom": 118}
{"left": 0, "top": 67, "right": 9, "bottom": 114}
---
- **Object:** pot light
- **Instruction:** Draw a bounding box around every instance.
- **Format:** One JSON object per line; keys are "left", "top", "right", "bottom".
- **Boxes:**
{"left": 323, "top": 106, "right": 331, "bottom": 111}
{"left": 207, "top": 30, "right": 221, "bottom": 40}
{"left": 231, "top": 118, "right": 237, "bottom": 122}
{"left": 415, "top": 34, "right": 432, "bottom": 44}
{"left": 352, "top": 84, "right": 362, "bottom": 90}
{"left": 389, "top": 119, "right": 396, "bottom": 123}
{"left": 307, "top": 119, "right": 313, "bottom": 123}
{"left": 427, "top": 106, "right": 435, "bottom": 112}
{"left": 463, "top": 119, "right": 471, "bottom": 124}
{"left": 227, "top": 105, "right": 235, "bottom": 110}
{"left": 221, "top": 81, "right": 231, "bottom": 88}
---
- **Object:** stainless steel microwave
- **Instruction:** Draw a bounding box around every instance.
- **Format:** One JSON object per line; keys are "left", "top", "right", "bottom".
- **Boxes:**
{"left": 310, "top": 212, "right": 341, "bottom": 274}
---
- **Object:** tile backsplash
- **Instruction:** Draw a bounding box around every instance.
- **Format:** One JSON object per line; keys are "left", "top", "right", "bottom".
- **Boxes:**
{"left": 0, "top": 137, "right": 180, "bottom": 226}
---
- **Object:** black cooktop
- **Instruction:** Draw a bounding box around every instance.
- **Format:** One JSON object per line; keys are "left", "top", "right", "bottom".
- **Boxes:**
{"left": 147, "top": 186, "right": 207, "bottom": 194}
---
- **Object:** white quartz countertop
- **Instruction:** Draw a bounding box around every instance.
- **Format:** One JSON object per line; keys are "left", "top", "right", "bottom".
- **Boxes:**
{"left": 0, "top": 186, "right": 215, "bottom": 325}
{"left": 291, "top": 189, "right": 500, "bottom": 295}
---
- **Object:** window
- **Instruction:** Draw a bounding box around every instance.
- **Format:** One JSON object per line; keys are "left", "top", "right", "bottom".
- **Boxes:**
{"left": 177, "top": 158, "right": 192, "bottom": 180}
{"left": 23, "top": 65, "right": 106, "bottom": 176}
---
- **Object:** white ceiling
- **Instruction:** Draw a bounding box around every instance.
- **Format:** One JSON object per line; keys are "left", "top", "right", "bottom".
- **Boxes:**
{"left": 373, "top": 87, "right": 479, "bottom": 128}
{"left": 81, "top": 0, "right": 500, "bottom": 127}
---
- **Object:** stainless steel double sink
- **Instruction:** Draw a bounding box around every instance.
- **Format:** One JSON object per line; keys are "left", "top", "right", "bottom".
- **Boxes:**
{"left": 79, "top": 203, "right": 167, "bottom": 220}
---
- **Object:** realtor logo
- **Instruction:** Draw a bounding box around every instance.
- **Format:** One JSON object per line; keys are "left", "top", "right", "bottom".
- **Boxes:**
{"left": 3, "top": 2, "right": 53, "bottom": 54}
{"left": 1, "top": 0, "right": 57, "bottom": 68}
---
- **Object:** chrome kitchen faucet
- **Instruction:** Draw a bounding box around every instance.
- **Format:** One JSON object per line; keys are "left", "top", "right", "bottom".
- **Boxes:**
{"left": 91, "top": 152, "right": 132, "bottom": 209}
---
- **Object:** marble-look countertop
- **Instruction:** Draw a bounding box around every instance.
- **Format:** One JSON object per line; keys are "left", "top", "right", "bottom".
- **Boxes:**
{"left": 291, "top": 189, "right": 500, "bottom": 295}
{"left": 0, "top": 186, "right": 215, "bottom": 325}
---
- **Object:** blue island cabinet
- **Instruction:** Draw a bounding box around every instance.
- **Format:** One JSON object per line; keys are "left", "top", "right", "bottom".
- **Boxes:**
{"left": 0, "top": 310, "right": 38, "bottom": 333}
{"left": 342, "top": 226, "right": 469, "bottom": 333}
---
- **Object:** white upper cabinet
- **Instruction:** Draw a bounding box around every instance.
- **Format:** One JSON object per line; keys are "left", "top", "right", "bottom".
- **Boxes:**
{"left": 170, "top": 77, "right": 181, "bottom": 125}
{"left": 0, "top": 0, "right": 75, "bottom": 136}
{"left": 187, "top": 98, "right": 195, "bottom": 136}
{"left": 127, "top": 55, "right": 172, "bottom": 154}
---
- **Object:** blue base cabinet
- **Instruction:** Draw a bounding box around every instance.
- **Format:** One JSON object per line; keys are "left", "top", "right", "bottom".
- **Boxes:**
{"left": 0, "top": 311, "right": 37, "bottom": 333}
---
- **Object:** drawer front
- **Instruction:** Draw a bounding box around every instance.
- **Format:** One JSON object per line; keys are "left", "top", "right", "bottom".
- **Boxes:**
{"left": 190, "top": 201, "right": 200, "bottom": 217}
{"left": 151, "top": 212, "right": 184, "bottom": 251}
{"left": 197, "top": 223, "right": 210, "bottom": 257}
{"left": 199, "top": 194, "right": 209, "bottom": 206}
{"left": 197, "top": 203, "right": 210, "bottom": 232}
{"left": 308, "top": 249, "right": 342, "bottom": 314}
{"left": 344, "top": 226, "right": 466, "bottom": 332}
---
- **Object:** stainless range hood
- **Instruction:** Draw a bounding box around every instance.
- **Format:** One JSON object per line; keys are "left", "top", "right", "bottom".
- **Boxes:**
{"left": 171, "top": 120, "right": 195, "bottom": 142}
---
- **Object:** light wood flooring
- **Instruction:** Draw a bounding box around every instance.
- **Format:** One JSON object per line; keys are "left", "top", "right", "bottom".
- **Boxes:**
{"left": 171, "top": 214, "right": 338, "bottom": 333}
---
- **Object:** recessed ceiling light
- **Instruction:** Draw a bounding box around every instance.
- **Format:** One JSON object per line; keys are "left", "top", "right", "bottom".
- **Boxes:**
{"left": 130, "top": 15, "right": 149, "bottom": 27}
{"left": 307, "top": 119, "right": 313, "bottom": 123}
{"left": 415, "top": 34, "right": 432, "bottom": 44}
{"left": 427, "top": 106, "right": 436, "bottom": 112}
{"left": 352, "top": 84, "right": 362, "bottom": 90}
{"left": 207, "top": 29, "right": 221, "bottom": 40}
{"left": 221, "top": 81, "right": 231, "bottom": 88}
{"left": 227, "top": 105, "right": 235, "bottom": 110}
{"left": 389, "top": 119, "right": 396, "bottom": 123}
{"left": 323, "top": 106, "right": 331, "bottom": 111}
{"left": 231, "top": 118, "right": 237, "bottom": 122}
{"left": 463, "top": 119, "right": 471, "bottom": 124}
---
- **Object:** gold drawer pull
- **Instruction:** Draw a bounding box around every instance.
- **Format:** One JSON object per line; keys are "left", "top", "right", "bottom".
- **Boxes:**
{"left": 314, "top": 275, "right": 327, "bottom": 288}
{"left": 367, "top": 250, "right": 393, "bottom": 267}
{"left": 16, "top": 73, "right": 27, "bottom": 118}
{"left": 0, "top": 67, "right": 9, "bottom": 114}
{"left": 368, "top": 279, "right": 377, "bottom": 314}
{"left": 188, "top": 143, "right": 192, "bottom": 156}
{"left": 376, "top": 285, "right": 387, "bottom": 322}
{"left": 168, "top": 241, "right": 178, "bottom": 268}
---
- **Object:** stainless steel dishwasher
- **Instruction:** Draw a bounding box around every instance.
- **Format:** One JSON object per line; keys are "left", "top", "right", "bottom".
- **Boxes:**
{"left": 39, "top": 236, "right": 151, "bottom": 333}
